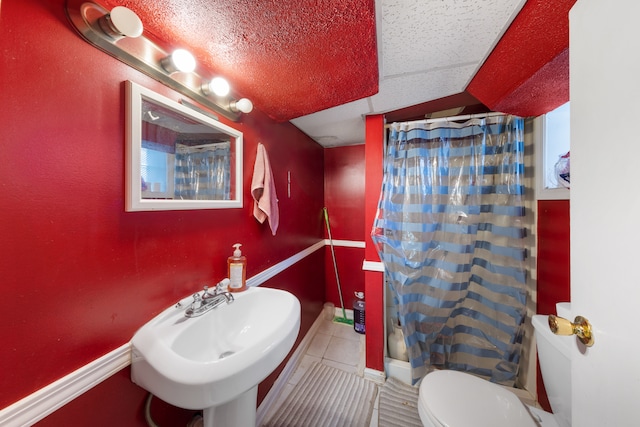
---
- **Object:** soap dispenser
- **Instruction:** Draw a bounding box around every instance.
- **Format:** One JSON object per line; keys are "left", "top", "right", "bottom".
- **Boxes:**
{"left": 227, "top": 243, "right": 247, "bottom": 292}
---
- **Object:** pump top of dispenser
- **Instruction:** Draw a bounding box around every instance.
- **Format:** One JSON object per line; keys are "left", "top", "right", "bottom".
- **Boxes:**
{"left": 233, "top": 243, "right": 242, "bottom": 257}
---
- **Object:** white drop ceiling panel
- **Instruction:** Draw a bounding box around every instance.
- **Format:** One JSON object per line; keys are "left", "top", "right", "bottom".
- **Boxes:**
{"left": 292, "top": 0, "right": 525, "bottom": 147}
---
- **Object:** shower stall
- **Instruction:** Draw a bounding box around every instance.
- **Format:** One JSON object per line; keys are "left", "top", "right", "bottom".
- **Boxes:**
{"left": 373, "top": 113, "right": 537, "bottom": 392}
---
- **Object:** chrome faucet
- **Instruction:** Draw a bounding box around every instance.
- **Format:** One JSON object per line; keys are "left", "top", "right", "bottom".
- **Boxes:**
{"left": 185, "top": 279, "right": 233, "bottom": 318}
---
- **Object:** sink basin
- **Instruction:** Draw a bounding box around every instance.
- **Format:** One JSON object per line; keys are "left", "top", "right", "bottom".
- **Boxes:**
{"left": 130, "top": 286, "right": 300, "bottom": 418}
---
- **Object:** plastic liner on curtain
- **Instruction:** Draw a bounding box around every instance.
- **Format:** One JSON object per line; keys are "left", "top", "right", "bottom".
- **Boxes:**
{"left": 371, "top": 115, "right": 527, "bottom": 386}
{"left": 174, "top": 142, "right": 231, "bottom": 200}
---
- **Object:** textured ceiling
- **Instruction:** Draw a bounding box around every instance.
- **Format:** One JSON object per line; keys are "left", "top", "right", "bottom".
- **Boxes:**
{"left": 378, "top": 0, "right": 524, "bottom": 111}
{"left": 102, "top": 0, "right": 575, "bottom": 147}
{"left": 292, "top": 0, "right": 527, "bottom": 146}
{"left": 104, "top": 0, "right": 378, "bottom": 122}
{"left": 467, "top": 0, "right": 574, "bottom": 117}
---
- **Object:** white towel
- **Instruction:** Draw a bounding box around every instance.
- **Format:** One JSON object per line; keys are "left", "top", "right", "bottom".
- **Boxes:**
{"left": 251, "top": 143, "right": 279, "bottom": 235}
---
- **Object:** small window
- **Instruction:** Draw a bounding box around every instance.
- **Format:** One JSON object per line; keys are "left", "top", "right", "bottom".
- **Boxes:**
{"left": 536, "top": 102, "right": 570, "bottom": 199}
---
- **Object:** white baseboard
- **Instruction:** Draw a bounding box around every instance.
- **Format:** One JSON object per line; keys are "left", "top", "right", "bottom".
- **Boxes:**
{"left": 364, "top": 368, "right": 386, "bottom": 384}
{"left": 385, "top": 356, "right": 412, "bottom": 385}
{"left": 0, "top": 343, "right": 131, "bottom": 427}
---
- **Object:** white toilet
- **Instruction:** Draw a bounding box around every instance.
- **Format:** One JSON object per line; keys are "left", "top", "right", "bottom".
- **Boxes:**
{"left": 417, "top": 311, "right": 571, "bottom": 427}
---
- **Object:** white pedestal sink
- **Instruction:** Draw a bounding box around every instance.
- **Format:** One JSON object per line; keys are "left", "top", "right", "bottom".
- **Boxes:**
{"left": 130, "top": 286, "right": 301, "bottom": 427}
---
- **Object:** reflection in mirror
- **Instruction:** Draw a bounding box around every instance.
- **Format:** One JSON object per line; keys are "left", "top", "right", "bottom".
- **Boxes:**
{"left": 126, "top": 81, "right": 243, "bottom": 211}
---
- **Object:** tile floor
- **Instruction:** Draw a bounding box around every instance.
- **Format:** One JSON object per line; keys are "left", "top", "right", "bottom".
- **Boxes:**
{"left": 263, "top": 316, "right": 381, "bottom": 426}
{"left": 262, "top": 315, "right": 538, "bottom": 427}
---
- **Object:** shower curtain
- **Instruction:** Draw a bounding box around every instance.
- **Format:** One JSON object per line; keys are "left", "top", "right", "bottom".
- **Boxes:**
{"left": 174, "top": 142, "right": 231, "bottom": 200}
{"left": 371, "top": 114, "right": 527, "bottom": 386}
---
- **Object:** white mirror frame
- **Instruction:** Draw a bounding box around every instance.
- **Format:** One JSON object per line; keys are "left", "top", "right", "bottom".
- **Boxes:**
{"left": 125, "top": 80, "right": 243, "bottom": 211}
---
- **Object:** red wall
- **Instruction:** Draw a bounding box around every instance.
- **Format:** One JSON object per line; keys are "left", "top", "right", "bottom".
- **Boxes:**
{"left": 364, "top": 115, "right": 385, "bottom": 371}
{"left": 537, "top": 200, "right": 571, "bottom": 315}
{"left": 0, "top": 0, "right": 325, "bottom": 423}
{"left": 0, "top": 1, "right": 573, "bottom": 422}
{"left": 323, "top": 145, "right": 366, "bottom": 308}
{"left": 322, "top": 118, "right": 385, "bottom": 373}
{"left": 323, "top": 138, "right": 386, "bottom": 373}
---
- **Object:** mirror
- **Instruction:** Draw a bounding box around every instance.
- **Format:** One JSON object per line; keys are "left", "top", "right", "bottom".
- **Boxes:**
{"left": 125, "top": 80, "right": 243, "bottom": 211}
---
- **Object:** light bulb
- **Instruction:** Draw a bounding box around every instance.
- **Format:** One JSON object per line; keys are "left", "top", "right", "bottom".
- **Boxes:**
{"left": 171, "top": 49, "right": 196, "bottom": 72}
{"left": 232, "top": 98, "right": 253, "bottom": 114}
{"left": 206, "top": 77, "right": 230, "bottom": 97}
{"left": 161, "top": 49, "right": 196, "bottom": 73}
{"left": 99, "top": 6, "right": 143, "bottom": 39}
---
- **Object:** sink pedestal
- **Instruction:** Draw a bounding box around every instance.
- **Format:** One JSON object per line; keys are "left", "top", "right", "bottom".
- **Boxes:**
{"left": 203, "top": 386, "right": 257, "bottom": 427}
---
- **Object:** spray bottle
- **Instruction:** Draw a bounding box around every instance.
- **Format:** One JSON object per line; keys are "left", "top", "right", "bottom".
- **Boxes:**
{"left": 353, "top": 291, "right": 365, "bottom": 334}
{"left": 227, "top": 243, "right": 247, "bottom": 292}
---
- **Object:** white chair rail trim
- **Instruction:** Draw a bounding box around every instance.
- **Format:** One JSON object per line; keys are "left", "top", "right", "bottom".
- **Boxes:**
{"left": 1, "top": 239, "right": 367, "bottom": 426}
{"left": 324, "top": 238, "right": 365, "bottom": 248}
{"left": 0, "top": 343, "right": 131, "bottom": 427}
{"left": 362, "top": 260, "right": 384, "bottom": 272}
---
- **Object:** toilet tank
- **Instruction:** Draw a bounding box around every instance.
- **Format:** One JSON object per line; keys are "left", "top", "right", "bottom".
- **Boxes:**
{"left": 532, "top": 314, "right": 572, "bottom": 427}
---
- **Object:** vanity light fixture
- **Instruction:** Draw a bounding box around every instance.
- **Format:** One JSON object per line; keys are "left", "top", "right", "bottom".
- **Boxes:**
{"left": 201, "top": 77, "right": 231, "bottom": 97}
{"left": 66, "top": 0, "right": 254, "bottom": 121}
{"left": 160, "top": 49, "right": 197, "bottom": 74}
{"left": 230, "top": 98, "right": 254, "bottom": 114}
{"left": 98, "top": 6, "right": 143, "bottom": 40}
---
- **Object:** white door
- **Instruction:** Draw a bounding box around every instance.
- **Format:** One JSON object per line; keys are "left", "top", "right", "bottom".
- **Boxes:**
{"left": 570, "top": 1, "right": 640, "bottom": 425}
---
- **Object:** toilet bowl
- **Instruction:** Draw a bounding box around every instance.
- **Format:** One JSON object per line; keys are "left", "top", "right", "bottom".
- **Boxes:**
{"left": 417, "top": 310, "right": 572, "bottom": 427}
{"left": 418, "top": 370, "right": 540, "bottom": 427}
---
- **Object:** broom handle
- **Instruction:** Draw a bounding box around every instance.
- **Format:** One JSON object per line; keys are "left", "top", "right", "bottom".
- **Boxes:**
{"left": 323, "top": 208, "right": 347, "bottom": 318}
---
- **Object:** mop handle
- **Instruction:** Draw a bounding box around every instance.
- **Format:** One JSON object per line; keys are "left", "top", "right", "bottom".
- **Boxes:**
{"left": 323, "top": 208, "right": 347, "bottom": 317}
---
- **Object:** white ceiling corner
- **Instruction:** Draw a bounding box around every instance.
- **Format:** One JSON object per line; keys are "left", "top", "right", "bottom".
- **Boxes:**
{"left": 290, "top": 98, "right": 370, "bottom": 147}
{"left": 291, "top": 0, "right": 526, "bottom": 148}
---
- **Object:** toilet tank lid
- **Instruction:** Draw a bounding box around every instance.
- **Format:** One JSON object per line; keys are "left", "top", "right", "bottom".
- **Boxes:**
{"left": 420, "top": 370, "right": 538, "bottom": 427}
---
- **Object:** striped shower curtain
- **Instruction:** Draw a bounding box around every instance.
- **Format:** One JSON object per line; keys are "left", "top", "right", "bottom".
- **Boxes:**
{"left": 174, "top": 142, "right": 231, "bottom": 200}
{"left": 371, "top": 114, "right": 527, "bottom": 386}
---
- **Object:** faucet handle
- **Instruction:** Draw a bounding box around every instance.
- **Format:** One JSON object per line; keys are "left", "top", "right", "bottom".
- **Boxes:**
{"left": 191, "top": 292, "right": 203, "bottom": 308}
{"left": 216, "top": 278, "right": 231, "bottom": 293}
{"left": 203, "top": 284, "right": 223, "bottom": 299}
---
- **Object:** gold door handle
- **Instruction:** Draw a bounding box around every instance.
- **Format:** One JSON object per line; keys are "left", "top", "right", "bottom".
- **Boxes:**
{"left": 548, "top": 315, "right": 594, "bottom": 347}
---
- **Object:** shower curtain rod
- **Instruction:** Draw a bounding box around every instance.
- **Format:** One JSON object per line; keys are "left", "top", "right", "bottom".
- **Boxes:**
{"left": 385, "top": 111, "right": 505, "bottom": 128}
